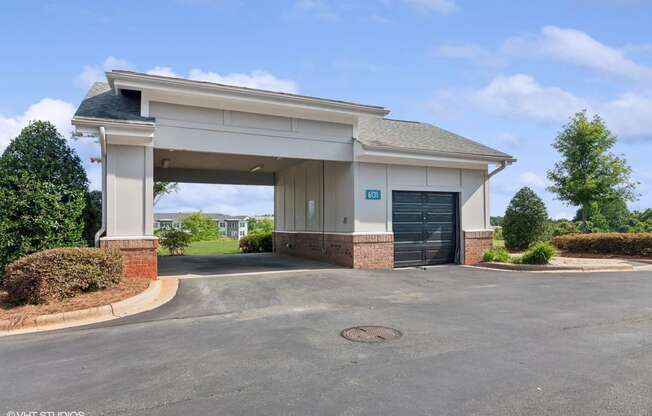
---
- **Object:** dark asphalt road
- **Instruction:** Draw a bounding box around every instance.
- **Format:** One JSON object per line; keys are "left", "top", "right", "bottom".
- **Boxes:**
{"left": 2, "top": 266, "right": 652, "bottom": 415}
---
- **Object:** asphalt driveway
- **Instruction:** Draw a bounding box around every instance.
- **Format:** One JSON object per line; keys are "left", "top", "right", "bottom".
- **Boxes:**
{"left": 2, "top": 266, "right": 652, "bottom": 415}
{"left": 157, "top": 252, "right": 339, "bottom": 277}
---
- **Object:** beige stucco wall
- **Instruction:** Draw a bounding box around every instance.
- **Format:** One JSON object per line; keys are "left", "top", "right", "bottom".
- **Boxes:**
{"left": 274, "top": 160, "right": 354, "bottom": 233}
{"left": 353, "top": 162, "right": 489, "bottom": 234}
{"left": 275, "top": 161, "right": 490, "bottom": 243}
{"left": 105, "top": 144, "right": 153, "bottom": 237}
{"left": 149, "top": 101, "right": 354, "bottom": 161}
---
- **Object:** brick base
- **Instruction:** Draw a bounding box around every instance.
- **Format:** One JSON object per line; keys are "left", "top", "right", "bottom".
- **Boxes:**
{"left": 463, "top": 230, "right": 494, "bottom": 265}
{"left": 273, "top": 232, "right": 394, "bottom": 269}
{"left": 100, "top": 238, "right": 159, "bottom": 279}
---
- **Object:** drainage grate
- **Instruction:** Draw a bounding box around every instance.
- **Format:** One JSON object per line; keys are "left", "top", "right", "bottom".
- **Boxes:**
{"left": 341, "top": 326, "right": 402, "bottom": 343}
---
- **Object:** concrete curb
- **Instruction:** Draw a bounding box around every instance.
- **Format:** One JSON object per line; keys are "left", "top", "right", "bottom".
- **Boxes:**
{"left": 0, "top": 278, "right": 179, "bottom": 336}
{"left": 472, "top": 262, "right": 635, "bottom": 273}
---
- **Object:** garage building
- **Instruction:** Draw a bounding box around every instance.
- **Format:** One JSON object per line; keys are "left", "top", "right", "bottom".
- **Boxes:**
{"left": 72, "top": 70, "right": 514, "bottom": 278}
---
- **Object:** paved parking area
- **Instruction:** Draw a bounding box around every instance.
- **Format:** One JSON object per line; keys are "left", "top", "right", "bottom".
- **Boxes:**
{"left": 157, "top": 252, "right": 339, "bottom": 277}
{"left": 2, "top": 266, "right": 652, "bottom": 415}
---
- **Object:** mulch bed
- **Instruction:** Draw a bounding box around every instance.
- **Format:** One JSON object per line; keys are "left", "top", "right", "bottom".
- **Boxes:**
{"left": 0, "top": 277, "right": 150, "bottom": 322}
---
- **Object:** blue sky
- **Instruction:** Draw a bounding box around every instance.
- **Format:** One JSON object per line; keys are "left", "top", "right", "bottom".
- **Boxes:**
{"left": 1, "top": 0, "right": 651, "bottom": 218}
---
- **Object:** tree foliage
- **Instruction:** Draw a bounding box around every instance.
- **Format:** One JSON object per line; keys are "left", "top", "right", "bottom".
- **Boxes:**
{"left": 181, "top": 212, "right": 219, "bottom": 241}
{"left": 154, "top": 181, "right": 179, "bottom": 205}
{"left": 248, "top": 217, "right": 274, "bottom": 234}
{"left": 503, "top": 187, "right": 549, "bottom": 250}
{"left": 0, "top": 121, "right": 89, "bottom": 274}
{"left": 547, "top": 111, "right": 637, "bottom": 222}
{"left": 83, "top": 190, "right": 102, "bottom": 246}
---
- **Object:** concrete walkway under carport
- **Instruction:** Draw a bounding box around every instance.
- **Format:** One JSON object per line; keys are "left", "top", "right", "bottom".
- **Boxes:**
{"left": 157, "top": 252, "right": 340, "bottom": 278}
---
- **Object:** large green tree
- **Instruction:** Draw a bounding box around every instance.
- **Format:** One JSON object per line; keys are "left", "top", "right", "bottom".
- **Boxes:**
{"left": 0, "top": 121, "right": 89, "bottom": 273}
{"left": 547, "top": 111, "right": 637, "bottom": 222}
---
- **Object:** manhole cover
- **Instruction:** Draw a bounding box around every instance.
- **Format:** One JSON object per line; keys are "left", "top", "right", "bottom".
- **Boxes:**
{"left": 341, "top": 326, "right": 402, "bottom": 343}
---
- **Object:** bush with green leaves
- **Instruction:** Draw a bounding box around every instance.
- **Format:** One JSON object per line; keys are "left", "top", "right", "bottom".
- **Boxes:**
{"left": 3, "top": 247, "right": 123, "bottom": 305}
{"left": 181, "top": 212, "right": 219, "bottom": 241}
{"left": 482, "top": 247, "right": 511, "bottom": 263}
{"left": 239, "top": 231, "right": 273, "bottom": 253}
{"left": 518, "top": 242, "right": 557, "bottom": 265}
{"left": 159, "top": 228, "right": 192, "bottom": 255}
{"left": 0, "top": 121, "right": 89, "bottom": 279}
{"left": 503, "top": 187, "right": 549, "bottom": 251}
{"left": 551, "top": 233, "right": 652, "bottom": 256}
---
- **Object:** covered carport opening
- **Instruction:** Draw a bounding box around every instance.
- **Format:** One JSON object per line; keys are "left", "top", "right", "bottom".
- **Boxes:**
{"left": 153, "top": 149, "right": 342, "bottom": 277}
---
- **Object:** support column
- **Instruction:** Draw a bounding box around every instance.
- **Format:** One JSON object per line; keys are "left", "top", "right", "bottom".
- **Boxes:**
{"left": 101, "top": 128, "right": 158, "bottom": 279}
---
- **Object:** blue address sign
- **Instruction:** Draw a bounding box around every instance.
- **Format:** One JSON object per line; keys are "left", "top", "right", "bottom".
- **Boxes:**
{"left": 365, "top": 189, "right": 382, "bottom": 200}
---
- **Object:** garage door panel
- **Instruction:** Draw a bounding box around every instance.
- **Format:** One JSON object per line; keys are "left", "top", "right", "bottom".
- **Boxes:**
{"left": 393, "top": 211, "right": 423, "bottom": 223}
{"left": 425, "top": 193, "right": 455, "bottom": 204}
{"left": 392, "top": 190, "right": 458, "bottom": 267}
{"left": 394, "top": 230, "right": 424, "bottom": 242}
{"left": 393, "top": 191, "right": 423, "bottom": 203}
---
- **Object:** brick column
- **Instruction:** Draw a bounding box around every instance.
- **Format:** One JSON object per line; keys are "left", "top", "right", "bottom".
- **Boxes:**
{"left": 100, "top": 238, "right": 159, "bottom": 279}
{"left": 463, "top": 230, "right": 494, "bottom": 264}
{"left": 351, "top": 233, "right": 394, "bottom": 269}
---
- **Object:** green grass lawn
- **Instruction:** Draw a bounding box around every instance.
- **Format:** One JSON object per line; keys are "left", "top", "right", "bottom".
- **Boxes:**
{"left": 158, "top": 239, "right": 241, "bottom": 256}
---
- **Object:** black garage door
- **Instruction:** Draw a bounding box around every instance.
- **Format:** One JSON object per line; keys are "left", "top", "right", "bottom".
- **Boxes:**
{"left": 392, "top": 191, "right": 458, "bottom": 267}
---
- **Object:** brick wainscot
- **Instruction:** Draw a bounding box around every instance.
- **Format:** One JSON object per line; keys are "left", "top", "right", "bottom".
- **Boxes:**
{"left": 463, "top": 230, "right": 494, "bottom": 265}
{"left": 100, "top": 238, "right": 159, "bottom": 279}
{"left": 273, "top": 232, "right": 394, "bottom": 269}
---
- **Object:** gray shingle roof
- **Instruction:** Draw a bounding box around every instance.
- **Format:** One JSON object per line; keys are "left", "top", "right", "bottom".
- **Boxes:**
{"left": 74, "top": 82, "right": 154, "bottom": 122}
{"left": 357, "top": 118, "right": 513, "bottom": 161}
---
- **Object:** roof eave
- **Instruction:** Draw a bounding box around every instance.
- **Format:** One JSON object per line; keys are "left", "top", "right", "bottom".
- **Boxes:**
{"left": 107, "top": 70, "right": 389, "bottom": 117}
{"left": 356, "top": 141, "right": 516, "bottom": 164}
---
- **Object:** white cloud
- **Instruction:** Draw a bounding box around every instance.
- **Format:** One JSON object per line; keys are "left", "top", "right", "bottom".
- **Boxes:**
{"left": 435, "top": 43, "right": 504, "bottom": 67}
{"left": 519, "top": 171, "right": 548, "bottom": 190}
{"left": 502, "top": 26, "right": 652, "bottom": 80}
{"left": 0, "top": 98, "right": 75, "bottom": 152}
{"left": 493, "top": 170, "right": 549, "bottom": 196}
{"left": 155, "top": 183, "right": 273, "bottom": 215}
{"left": 143, "top": 65, "right": 299, "bottom": 93}
{"left": 433, "top": 74, "right": 584, "bottom": 123}
{"left": 146, "top": 66, "right": 180, "bottom": 78}
{"left": 404, "top": 0, "right": 457, "bottom": 14}
{"left": 76, "top": 56, "right": 133, "bottom": 87}
{"left": 432, "top": 73, "right": 652, "bottom": 138}
{"left": 0, "top": 98, "right": 101, "bottom": 190}
{"left": 188, "top": 69, "right": 299, "bottom": 93}
{"left": 295, "top": 0, "right": 339, "bottom": 20}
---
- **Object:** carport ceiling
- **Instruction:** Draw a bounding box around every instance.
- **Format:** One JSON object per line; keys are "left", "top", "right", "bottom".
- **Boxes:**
{"left": 154, "top": 149, "right": 304, "bottom": 173}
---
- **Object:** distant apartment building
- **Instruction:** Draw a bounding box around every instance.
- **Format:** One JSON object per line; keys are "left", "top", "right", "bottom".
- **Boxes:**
{"left": 154, "top": 213, "right": 249, "bottom": 239}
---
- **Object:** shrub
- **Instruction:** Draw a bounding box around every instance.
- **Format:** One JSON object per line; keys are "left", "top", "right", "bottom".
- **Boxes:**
{"left": 551, "top": 233, "right": 652, "bottom": 257}
{"left": 160, "top": 228, "right": 192, "bottom": 255}
{"left": 503, "top": 187, "right": 549, "bottom": 251}
{"left": 0, "top": 121, "right": 89, "bottom": 279}
{"left": 239, "top": 232, "right": 273, "bottom": 253}
{"left": 2, "top": 247, "right": 123, "bottom": 305}
{"left": 519, "top": 242, "right": 557, "bottom": 265}
{"left": 181, "top": 212, "right": 219, "bottom": 241}
{"left": 482, "top": 247, "right": 511, "bottom": 263}
{"left": 549, "top": 219, "right": 579, "bottom": 237}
